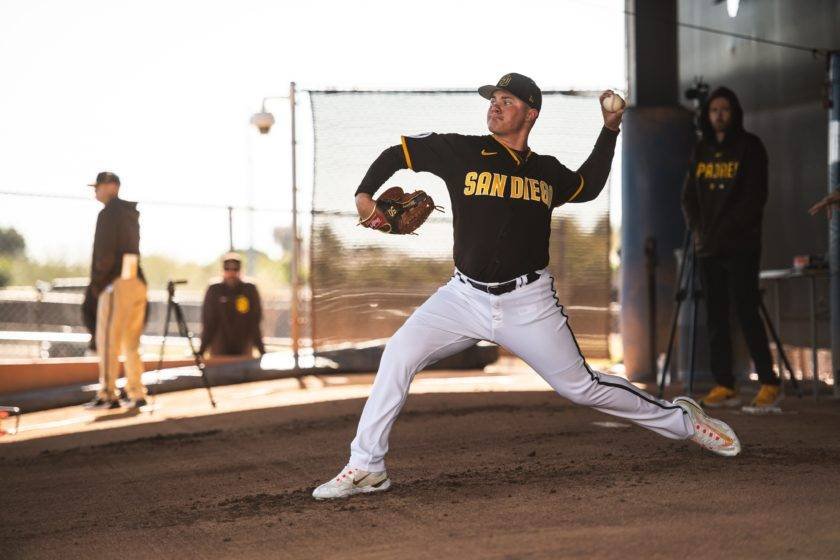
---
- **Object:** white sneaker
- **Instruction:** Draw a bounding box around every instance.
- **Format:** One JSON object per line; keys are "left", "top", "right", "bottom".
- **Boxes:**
{"left": 674, "top": 396, "right": 741, "bottom": 457}
{"left": 312, "top": 465, "right": 391, "bottom": 500}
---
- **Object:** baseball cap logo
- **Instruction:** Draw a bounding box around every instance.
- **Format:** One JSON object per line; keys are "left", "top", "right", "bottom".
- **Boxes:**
{"left": 478, "top": 73, "right": 542, "bottom": 111}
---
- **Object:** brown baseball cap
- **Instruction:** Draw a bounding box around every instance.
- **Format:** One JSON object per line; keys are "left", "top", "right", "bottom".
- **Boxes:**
{"left": 478, "top": 73, "right": 542, "bottom": 111}
{"left": 87, "top": 171, "right": 120, "bottom": 187}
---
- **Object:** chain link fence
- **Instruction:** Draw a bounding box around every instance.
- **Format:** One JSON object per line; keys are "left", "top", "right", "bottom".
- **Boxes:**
{"left": 0, "top": 192, "right": 299, "bottom": 359}
{"left": 2, "top": 88, "right": 619, "bottom": 364}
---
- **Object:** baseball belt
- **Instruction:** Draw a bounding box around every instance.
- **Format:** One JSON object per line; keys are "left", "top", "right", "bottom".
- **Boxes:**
{"left": 456, "top": 271, "right": 541, "bottom": 296}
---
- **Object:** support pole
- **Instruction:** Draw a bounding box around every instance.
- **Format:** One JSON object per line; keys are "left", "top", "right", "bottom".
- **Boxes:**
{"left": 227, "top": 205, "right": 234, "bottom": 251}
{"left": 829, "top": 52, "right": 840, "bottom": 397}
{"left": 289, "top": 81, "right": 300, "bottom": 371}
{"left": 645, "top": 236, "right": 658, "bottom": 379}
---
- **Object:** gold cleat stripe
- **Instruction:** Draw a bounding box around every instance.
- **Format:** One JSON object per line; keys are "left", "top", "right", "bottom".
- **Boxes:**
{"left": 714, "top": 430, "right": 733, "bottom": 445}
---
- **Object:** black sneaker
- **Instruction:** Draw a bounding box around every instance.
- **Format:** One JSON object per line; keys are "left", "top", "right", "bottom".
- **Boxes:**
{"left": 83, "top": 397, "right": 106, "bottom": 409}
{"left": 125, "top": 398, "right": 148, "bottom": 409}
{"left": 84, "top": 397, "right": 120, "bottom": 410}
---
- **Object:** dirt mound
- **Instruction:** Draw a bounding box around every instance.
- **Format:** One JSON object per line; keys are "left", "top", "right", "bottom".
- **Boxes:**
{"left": 3, "top": 392, "right": 839, "bottom": 559}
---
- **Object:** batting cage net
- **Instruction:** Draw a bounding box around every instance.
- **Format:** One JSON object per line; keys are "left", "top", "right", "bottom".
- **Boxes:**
{"left": 308, "top": 90, "right": 613, "bottom": 358}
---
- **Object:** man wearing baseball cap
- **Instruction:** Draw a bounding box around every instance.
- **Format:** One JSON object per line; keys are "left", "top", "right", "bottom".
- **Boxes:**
{"left": 312, "top": 73, "right": 741, "bottom": 500}
{"left": 199, "top": 252, "right": 266, "bottom": 358}
{"left": 84, "top": 171, "right": 149, "bottom": 410}
{"left": 477, "top": 72, "right": 543, "bottom": 112}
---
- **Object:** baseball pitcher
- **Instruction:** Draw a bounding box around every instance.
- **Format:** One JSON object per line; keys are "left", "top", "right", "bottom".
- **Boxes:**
{"left": 313, "top": 74, "right": 741, "bottom": 500}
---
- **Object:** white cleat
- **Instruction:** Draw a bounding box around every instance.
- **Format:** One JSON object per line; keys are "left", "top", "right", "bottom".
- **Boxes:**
{"left": 312, "top": 465, "right": 391, "bottom": 500}
{"left": 674, "top": 396, "right": 742, "bottom": 457}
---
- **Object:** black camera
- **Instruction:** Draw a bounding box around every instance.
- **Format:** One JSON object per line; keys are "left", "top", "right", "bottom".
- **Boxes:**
{"left": 684, "top": 79, "right": 709, "bottom": 105}
{"left": 685, "top": 78, "right": 710, "bottom": 138}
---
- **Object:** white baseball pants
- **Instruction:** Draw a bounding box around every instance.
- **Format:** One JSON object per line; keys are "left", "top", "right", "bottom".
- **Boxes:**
{"left": 349, "top": 270, "right": 694, "bottom": 472}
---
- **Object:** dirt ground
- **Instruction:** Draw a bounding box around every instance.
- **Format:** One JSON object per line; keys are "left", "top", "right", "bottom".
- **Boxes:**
{"left": 2, "top": 370, "right": 840, "bottom": 559}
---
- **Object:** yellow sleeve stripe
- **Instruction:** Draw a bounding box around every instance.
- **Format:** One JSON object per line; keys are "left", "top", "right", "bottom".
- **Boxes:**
{"left": 566, "top": 174, "right": 585, "bottom": 202}
{"left": 400, "top": 136, "right": 413, "bottom": 170}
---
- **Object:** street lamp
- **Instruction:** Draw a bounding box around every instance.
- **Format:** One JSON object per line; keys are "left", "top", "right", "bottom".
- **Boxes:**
{"left": 250, "top": 82, "right": 301, "bottom": 371}
{"left": 250, "top": 111, "right": 275, "bottom": 134}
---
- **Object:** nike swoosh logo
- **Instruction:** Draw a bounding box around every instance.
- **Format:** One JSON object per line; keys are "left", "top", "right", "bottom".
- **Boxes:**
{"left": 481, "top": 149, "right": 498, "bottom": 156}
{"left": 353, "top": 473, "right": 371, "bottom": 485}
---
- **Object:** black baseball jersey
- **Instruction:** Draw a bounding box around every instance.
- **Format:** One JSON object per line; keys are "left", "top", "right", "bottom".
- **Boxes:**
{"left": 357, "top": 127, "right": 618, "bottom": 282}
{"left": 404, "top": 132, "right": 606, "bottom": 282}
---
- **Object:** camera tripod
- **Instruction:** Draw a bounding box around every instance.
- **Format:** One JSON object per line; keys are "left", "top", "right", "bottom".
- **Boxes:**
{"left": 657, "top": 231, "right": 700, "bottom": 397}
{"left": 656, "top": 232, "right": 801, "bottom": 399}
{"left": 0, "top": 406, "right": 21, "bottom": 436}
{"left": 153, "top": 280, "right": 216, "bottom": 408}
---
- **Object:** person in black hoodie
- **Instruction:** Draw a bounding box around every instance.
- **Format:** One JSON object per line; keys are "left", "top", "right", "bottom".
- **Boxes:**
{"left": 681, "top": 87, "right": 781, "bottom": 411}
{"left": 84, "top": 172, "right": 149, "bottom": 410}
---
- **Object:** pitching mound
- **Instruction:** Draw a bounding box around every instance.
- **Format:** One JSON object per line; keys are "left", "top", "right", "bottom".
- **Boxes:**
{"left": 3, "top": 388, "right": 839, "bottom": 558}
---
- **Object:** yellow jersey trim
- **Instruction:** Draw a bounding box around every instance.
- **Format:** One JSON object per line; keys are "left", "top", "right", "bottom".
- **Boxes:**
{"left": 400, "top": 136, "right": 413, "bottom": 170}
{"left": 491, "top": 135, "right": 521, "bottom": 166}
{"left": 566, "top": 174, "right": 585, "bottom": 202}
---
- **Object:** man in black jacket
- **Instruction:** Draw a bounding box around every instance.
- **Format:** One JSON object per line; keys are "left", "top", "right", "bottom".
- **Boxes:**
{"left": 682, "top": 87, "right": 781, "bottom": 411}
{"left": 84, "top": 172, "right": 149, "bottom": 410}
{"left": 199, "top": 253, "right": 265, "bottom": 357}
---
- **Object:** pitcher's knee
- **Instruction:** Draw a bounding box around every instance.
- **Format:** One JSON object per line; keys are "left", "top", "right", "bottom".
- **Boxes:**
{"left": 378, "top": 341, "right": 426, "bottom": 382}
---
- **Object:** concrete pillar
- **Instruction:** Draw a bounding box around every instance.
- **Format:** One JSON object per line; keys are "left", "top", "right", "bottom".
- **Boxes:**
{"left": 829, "top": 52, "right": 840, "bottom": 397}
{"left": 621, "top": 107, "right": 695, "bottom": 381}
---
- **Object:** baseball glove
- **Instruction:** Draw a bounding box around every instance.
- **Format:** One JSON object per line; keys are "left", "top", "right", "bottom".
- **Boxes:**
{"left": 359, "top": 186, "right": 442, "bottom": 234}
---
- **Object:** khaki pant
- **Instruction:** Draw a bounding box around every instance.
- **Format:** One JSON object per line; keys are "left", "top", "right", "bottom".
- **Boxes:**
{"left": 96, "top": 278, "right": 147, "bottom": 400}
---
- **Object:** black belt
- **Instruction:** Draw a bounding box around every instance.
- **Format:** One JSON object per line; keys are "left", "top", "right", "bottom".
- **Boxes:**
{"left": 458, "top": 271, "right": 541, "bottom": 296}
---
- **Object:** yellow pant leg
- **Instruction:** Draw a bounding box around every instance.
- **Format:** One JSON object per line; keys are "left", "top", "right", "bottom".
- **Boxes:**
{"left": 117, "top": 278, "right": 147, "bottom": 400}
{"left": 95, "top": 287, "right": 121, "bottom": 401}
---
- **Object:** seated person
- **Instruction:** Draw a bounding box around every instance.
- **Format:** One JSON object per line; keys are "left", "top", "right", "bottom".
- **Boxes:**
{"left": 199, "top": 252, "right": 266, "bottom": 357}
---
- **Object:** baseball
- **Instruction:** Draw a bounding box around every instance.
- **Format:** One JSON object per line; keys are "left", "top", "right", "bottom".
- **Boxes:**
{"left": 602, "top": 92, "right": 626, "bottom": 113}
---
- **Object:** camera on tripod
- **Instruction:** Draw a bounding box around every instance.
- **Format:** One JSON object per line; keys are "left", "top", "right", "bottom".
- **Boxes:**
{"left": 685, "top": 78, "right": 710, "bottom": 139}
{"left": 166, "top": 279, "right": 187, "bottom": 296}
{"left": 684, "top": 78, "right": 710, "bottom": 106}
{"left": 155, "top": 278, "right": 217, "bottom": 408}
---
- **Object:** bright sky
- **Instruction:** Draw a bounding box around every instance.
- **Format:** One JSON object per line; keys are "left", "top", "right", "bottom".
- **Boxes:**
{"left": 0, "top": 0, "right": 625, "bottom": 263}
